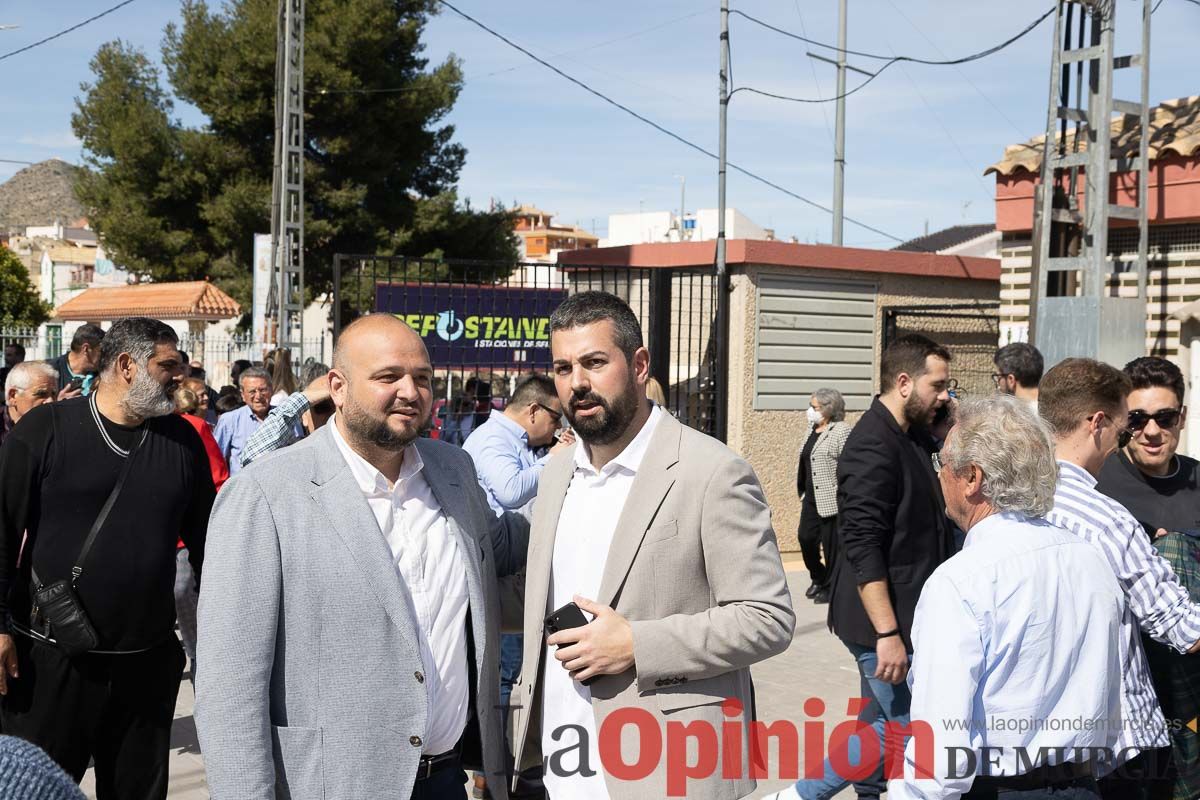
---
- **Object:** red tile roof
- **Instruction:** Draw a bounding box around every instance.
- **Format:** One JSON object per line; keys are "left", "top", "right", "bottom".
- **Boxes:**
{"left": 54, "top": 281, "right": 242, "bottom": 321}
{"left": 557, "top": 239, "right": 1000, "bottom": 281}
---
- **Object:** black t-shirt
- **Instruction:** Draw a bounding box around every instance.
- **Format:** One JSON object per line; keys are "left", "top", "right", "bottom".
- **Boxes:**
{"left": 1096, "top": 451, "right": 1200, "bottom": 536}
{"left": 0, "top": 396, "right": 215, "bottom": 651}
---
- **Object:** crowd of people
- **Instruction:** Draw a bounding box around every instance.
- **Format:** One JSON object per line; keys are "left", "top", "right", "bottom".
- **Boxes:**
{"left": 0, "top": 296, "right": 1198, "bottom": 800}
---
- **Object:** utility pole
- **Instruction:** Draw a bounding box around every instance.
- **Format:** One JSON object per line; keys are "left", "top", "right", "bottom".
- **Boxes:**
{"left": 674, "top": 175, "right": 687, "bottom": 240}
{"left": 715, "top": 0, "right": 730, "bottom": 441}
{"left": 267, "top": 0, "right": 305, "bottom": 358}
{"left": 807, "top": 0, "right": 874, "bottom": 246}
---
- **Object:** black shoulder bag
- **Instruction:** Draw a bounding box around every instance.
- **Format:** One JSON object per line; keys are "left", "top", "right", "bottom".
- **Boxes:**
{"left": 30, "top": 427, "right": 147, "bottom": 657}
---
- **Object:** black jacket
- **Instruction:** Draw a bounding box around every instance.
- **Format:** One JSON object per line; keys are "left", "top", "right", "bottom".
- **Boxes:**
{"left": 827, "top": 396, "right": 952, "bottom": 649}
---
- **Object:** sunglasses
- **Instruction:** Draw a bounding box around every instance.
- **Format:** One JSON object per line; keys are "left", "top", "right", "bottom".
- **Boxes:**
{"left": 1127, "top": 408, "right": 1182, "bottom": 432}
{"left": 1087, "top": 413, "right": 1133, "bottom": 449}
{"left": 535, "top": 402, "right": 563, "bottom": 424}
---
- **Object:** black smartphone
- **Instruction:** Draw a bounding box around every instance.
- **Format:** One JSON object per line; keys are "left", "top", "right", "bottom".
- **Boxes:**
{"left": 544, "top": 602, "right": 595, "bottom": 686}
{"left": 68, "top": 376, "right": 84, "bottom": 391}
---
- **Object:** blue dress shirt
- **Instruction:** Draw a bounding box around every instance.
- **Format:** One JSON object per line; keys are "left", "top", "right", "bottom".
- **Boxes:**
{"left": 461, "top": 410, "right": 548, "bottom": 516}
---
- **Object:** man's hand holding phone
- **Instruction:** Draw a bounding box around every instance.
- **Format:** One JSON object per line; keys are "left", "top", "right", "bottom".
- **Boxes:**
{"left": 546, "top": 596, "right": 634, "bottom": 684}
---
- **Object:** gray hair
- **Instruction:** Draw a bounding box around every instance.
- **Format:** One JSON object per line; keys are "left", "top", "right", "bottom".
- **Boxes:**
{"left": 298, "top": 360, "right": 329, "bottom": 387}
{"left": 97, "top": 317, "right": 177, "bottom": 375}
{"left": 941, "top": 394, "right": 1058, "bottom": 517}
{"left": 811, "top": 387, "right": 846, "bottom": 422}
{"left": 5, "top": 361, "right": 57, "bottom": 395}
{"left": 238, "top": 366, "right": 272, "bottom": 389}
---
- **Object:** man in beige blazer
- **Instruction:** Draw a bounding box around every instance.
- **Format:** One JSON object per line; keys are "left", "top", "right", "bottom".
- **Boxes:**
{"left": 509, "top": 291, "right": 795, "bottom": 800}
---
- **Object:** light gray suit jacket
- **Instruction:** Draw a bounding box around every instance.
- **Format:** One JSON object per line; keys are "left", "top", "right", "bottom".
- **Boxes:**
{"left": 195, "top": 423, "right": 527, "bottom": 799}
{"left": 510, "top": 412, "right": 795, "bottom": 800}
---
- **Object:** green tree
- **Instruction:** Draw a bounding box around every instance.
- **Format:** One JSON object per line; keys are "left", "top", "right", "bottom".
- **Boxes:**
{"left": 72, "top": 0, "right": 516, "bottom": 313}
{"left": 0, "top": 245, "right": 52, "bottom": 328}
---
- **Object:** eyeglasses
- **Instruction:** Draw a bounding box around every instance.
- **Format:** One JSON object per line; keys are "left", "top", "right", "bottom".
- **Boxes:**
{"left": 535, "top": 403, "right": 563, "bottom": 424}
{"left": 990, "top": 373, "right": 1009, "bottom": 386}
{"left": 1087, "top": 413, "right": 1134, "bottom": 449}
{"left": 1127, "top": 408, "right": 1182, "bottom": 432}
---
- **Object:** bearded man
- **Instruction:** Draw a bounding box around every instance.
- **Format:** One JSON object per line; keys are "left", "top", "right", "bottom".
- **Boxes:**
{"left": 773, "top": 333, "right": 956, "bottom": 800}
{"left": 508, "top": 291, "right": 794, "bottom": 800}
{"left": 0, "top": 317, "right": 214, "bottom": 799}
{"left": 195, "top": 313, "right": 529, "bottom": 800}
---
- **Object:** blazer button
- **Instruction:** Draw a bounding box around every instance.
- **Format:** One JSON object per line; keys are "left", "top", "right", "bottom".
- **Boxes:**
{"left": 415, "top": 671, "right": 425, "bottom": 684}
{"left": 410, "top": 735, "right": 423, "bottom": 748}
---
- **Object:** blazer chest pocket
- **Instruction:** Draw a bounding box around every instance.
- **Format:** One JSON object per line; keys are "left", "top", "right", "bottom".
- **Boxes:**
{"left": 272, "top": 725, "right": 324, "bottom": 799}
{"left": 643, "top": 520, "right": 678, "bottom": 546}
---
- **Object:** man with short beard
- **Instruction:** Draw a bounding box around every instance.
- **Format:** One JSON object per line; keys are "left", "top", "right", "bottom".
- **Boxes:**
{"left": 509, "top": 291, "right": 794, "bottom": 800}
{"left": 0, "top": 317, "right": 214, "bottom": 799}
{"left": 196, "top": 313, "right": 529, "bottom": 800}
{"left": 778, "top": 334, "right": 954, "bottom": 800}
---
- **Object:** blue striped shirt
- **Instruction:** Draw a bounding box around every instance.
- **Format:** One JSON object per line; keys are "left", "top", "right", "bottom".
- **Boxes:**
{"left": 1047, "top": 460, "right": 1200, "bottom": 754}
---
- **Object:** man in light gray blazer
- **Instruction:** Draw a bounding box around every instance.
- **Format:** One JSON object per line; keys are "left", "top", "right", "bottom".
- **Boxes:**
{"left": 508, "top": 292, "right": 795, "bottom": 800}
{"left": 196, "top": 314, "right": 527, "bottom": 799}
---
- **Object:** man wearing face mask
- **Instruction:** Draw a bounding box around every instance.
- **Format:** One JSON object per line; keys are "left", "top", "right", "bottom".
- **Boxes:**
{"left": 775, "top": 335, "right": 954, "bottom": 800}
{"left": 0, "top": 317, "right": 214, "bottom": 799}
{"left": 1042, "top": 358, "right": 1200, "bottom": 800}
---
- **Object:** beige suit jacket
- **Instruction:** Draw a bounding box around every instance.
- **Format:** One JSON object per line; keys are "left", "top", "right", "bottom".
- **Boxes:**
{"left": 509, "top": 412, "right": 795, "bottom": 800}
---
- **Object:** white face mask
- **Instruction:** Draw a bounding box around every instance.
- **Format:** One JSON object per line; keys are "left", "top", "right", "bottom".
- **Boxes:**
{"left": 806, "top": 406, "right": 824, "bottom": 425}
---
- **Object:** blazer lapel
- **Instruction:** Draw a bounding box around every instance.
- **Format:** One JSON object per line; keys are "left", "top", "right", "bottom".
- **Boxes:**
{"left": 526, "top": 447, "right": 575, "bottom": 638}
{"left": 595, "top": 413, "right": 682, "bottom": 606}
{"left": 309, "top": 426, "right": 418, "bottom": 644}
{"left": 414, "top": 441, "right": 488, "bottom": 672}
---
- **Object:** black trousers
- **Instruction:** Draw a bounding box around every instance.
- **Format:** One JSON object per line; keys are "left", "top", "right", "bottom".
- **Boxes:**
{"left": 798, "top": 507, "right": 838, "bottom": 588}
{"left": 0, "top": 635, "right": 184, "bottom": 800}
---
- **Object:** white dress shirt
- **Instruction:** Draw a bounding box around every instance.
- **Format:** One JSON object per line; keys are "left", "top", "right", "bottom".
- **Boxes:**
{"left": 330, "top": 418, "right": 470, "bottom": 755}
{"left": 889, "top": 512, "right": 1125, "bottom": 799}
{"left": 542, "top": 405, "right": 663, "bottom": 800}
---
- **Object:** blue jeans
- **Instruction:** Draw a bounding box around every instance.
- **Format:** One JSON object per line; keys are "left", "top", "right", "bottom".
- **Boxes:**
{"left": 791, "top": 641, "right": 912, "bottom": 800}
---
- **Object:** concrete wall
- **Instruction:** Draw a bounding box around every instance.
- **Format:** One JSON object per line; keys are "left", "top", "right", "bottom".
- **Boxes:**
{"left": 727, "top": 263, "right": 1000, "bottom": 552}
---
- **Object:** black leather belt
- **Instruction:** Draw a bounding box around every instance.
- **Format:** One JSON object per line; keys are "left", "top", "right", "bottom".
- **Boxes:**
{"left": 415, "top": 743, "right": 462, "bottom": 782}
{"left": 970, "top": 760, "right": 1093, "bottom": 793}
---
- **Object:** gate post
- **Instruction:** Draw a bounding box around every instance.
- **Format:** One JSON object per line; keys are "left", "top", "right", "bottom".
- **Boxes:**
{"left": 333, "top": 254, "right": 344, "bottom": 340}
{"left": 648, "top": 268, "right": 672, "bottom": 396}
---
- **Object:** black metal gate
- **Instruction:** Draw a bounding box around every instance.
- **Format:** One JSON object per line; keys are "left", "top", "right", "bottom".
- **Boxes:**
{"left": 881, "top": 302, "right": 1001, "bottom": 398}
{"left": 333, "top": 255, "right": 722, "bottom": 439}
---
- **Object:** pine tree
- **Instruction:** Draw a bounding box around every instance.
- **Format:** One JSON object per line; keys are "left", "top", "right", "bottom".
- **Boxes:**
{"left": 0, "top": 245, "right": 52, "bottom": 328}
{"left": 71, "top": 0, "right": 516, "bottom": 313}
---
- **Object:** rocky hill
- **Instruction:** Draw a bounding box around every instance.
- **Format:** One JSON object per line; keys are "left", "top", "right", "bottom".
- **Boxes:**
{"left": 0, "top": 159, "right": 86, "bottom": 232}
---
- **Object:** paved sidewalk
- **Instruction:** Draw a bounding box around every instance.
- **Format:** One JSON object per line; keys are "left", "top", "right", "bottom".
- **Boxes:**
{"left": 81, "top": 564, "right": 861, "bottom": 799}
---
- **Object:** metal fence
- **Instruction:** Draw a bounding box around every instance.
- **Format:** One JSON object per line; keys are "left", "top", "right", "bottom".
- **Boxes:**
{"left": 881, "top": 303, "right": 1001, "bottom": 398}
{"left": 0, "top": 328, "right": 328, "bottom": 389}
{"left": 334, "top": 255, "right": 722, "bottom": 439}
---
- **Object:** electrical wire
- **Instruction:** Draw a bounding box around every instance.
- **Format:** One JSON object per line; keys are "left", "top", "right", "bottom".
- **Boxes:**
{"left": 0, "top": 158, "right": 35, "bottom": 165}
{"left": 794, "top": 0, "right": 835, "bottom": 145}
{"left": 728, "top": 6, "right": 1054, "bottom": 105}
{"left": 0, "top": 0, "right": 137, "bottom": 62}
{"left": 730, "top": 7, "right": 1054, "bottom": 66}
{"left": 434, "top": 0, "right": 908, "bottom": 244}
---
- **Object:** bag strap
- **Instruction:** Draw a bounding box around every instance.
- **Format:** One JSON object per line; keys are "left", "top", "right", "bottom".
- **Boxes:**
{"left": 32, "top": 426, "right": 148, "bottom": 589}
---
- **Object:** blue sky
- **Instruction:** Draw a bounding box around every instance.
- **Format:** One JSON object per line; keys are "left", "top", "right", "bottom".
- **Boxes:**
{"left": 1, "top": 0, "right": 1196, "bottom": 247}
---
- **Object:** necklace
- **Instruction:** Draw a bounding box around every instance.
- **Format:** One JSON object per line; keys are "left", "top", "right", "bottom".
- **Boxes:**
{"left": 90, "top": 392, "right": 133, "bottom": 457}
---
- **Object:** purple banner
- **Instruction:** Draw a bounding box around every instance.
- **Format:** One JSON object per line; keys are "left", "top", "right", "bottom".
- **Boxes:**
{"left": 375, "top": 282, "right": 568, "bottom": 369}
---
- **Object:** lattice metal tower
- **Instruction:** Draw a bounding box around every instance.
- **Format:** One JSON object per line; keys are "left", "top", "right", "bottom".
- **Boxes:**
{"left": 267, "top": 0, "right": 304, "bottom": 354}
{"left": 1030, "top": 0, "right": 1151, "bottom": 367}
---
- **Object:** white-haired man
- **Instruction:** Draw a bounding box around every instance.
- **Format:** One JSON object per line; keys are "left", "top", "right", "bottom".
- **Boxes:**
{"left": 3, "top": 361, "right": 56, "bottom": 447}
{"left": 887, "top": 396, "right": 1124, "bottom": 799}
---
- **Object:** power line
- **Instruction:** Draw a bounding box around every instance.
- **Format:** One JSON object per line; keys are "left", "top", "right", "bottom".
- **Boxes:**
{"left": 729, "top": 6, "right": 1054, "bottom": 105}
{"left": 794, "top": 0, "right": 834, "bottom": 145}
{"left": 731, "top": 7, "right": 1054, "bottom": 66}
{"left": 316, "top": 10, "right": 706, "bottom": 96}
{"left": 0, "top": 158, "right": 35, "bottom": 165}
{"left": 0, "top": 0, "right": 136, "bottom": 62}
{"left": 434, "top": 0, "right": 908, "bottom": 244}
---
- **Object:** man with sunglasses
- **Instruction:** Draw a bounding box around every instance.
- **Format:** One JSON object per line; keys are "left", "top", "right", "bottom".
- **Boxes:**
{"left": 462, "top": 373, "right": 573, "bottom": 799}
{"left": 1041, "top": 358, "right": 1200, "bottom": 800}
{"left": 1096, "top": 356, "right": 1200, "bottom": 800}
